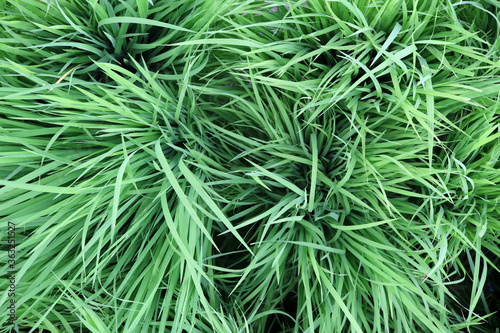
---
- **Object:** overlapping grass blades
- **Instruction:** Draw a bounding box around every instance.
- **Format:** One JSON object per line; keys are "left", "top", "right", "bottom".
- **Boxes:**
{"left": 1, "top": 0, "right": 500, "bottom": 332}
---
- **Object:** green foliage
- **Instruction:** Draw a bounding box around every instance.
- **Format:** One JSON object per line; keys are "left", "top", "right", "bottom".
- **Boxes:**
{"left": 1, "top": 0, "right": 500, "bottom": 332}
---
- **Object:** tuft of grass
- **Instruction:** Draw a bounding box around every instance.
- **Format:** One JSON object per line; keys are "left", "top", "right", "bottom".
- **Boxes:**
{"left": 1, "top": 0, "right": 500, "bottom": 332}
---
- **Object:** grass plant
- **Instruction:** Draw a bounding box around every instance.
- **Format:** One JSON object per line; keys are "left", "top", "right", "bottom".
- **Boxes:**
{"left": 1, "top": 0, "right": 500, "bottom": 332}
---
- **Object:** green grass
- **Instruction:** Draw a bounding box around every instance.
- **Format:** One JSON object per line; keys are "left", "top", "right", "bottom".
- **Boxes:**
{"left": 1, "top": 0, "right": 500, "bottom": 332}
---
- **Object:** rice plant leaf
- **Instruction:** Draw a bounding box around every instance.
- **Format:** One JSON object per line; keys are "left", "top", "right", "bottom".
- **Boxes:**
{"left": 98, "top": 17, "right": 195, "bottom": 33}
{"left": 370, "top": 23, "right": 402, "bottom": 67}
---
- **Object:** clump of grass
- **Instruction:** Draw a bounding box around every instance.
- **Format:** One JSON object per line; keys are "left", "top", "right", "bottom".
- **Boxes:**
{"left": 1, "top": 0, "right": 500, "bottom": 332}
{"left": 0, "top": 0, "right": 215, "bottom": 85}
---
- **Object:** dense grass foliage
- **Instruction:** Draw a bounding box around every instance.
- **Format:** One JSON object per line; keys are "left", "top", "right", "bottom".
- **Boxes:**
{"left": 1, "top": 0, "right": 500, "bottom": 332}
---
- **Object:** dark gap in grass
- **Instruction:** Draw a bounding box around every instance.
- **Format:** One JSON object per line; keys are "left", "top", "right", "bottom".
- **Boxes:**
{"left": 447, "top": 250, "right": 500, "bottom": 331}
{"left": 313, "top": 49, "right": 339, "bottom": 68}
{"left": 479, "top": 250, "right": 500, "bottom": 329}
{"left": 268, "top": 311, "right": 295, "bottom": 333}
